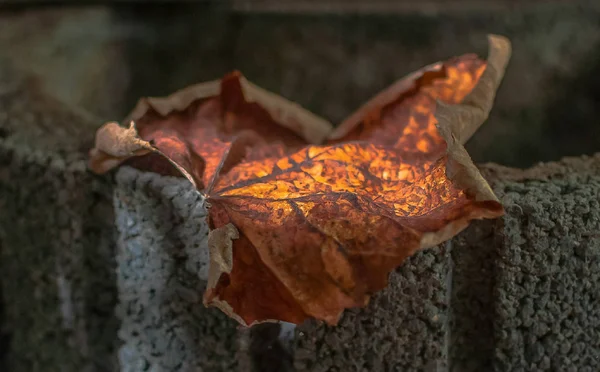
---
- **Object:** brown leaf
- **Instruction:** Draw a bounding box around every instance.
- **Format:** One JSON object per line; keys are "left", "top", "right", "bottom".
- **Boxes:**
{"left": 204, "top": 143, "right": 503, "bottom": 325}
{"left": 419, "top": 35, "right": 511, "bottom": 248}
{"left": 425, "top": 34, "right": 512, "bottom": 247}
{"left": 89, "top": 34, "right": 511, "bottom": 327}
{"left": 202, "top": 34, "right": 511, "bottom": 326}
{"left": 88, "top": 121, "right": 153, "bottom": 174}
{"left": 204, "top": 221, "right": 308, "bottom": 326}
{"left": 89, "top": 120, "right": 199, "bottom": 188}
{"left": 328, "top": 53, "right": 487, "bottom": 154}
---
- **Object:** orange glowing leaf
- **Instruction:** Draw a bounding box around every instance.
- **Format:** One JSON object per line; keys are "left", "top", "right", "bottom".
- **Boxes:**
{"left": 88, "top": 34, "right": 512, "bottom": 327}
{"left": 202, "top": 35, "right": 512, "bottom": 326}
{"left": 204, "top": 143, "right": 504, "bottom": 325}
{"left": 328, "top": 53, "right": 485, "bottom": 158}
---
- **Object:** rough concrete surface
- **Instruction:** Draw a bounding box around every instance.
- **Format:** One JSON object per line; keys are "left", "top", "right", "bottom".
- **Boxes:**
{"left": 490, "top": 160, "right": 600, "bottom": 372}
{"left": 449, "top": 219, "right": 498, "bottom": 371}
{"left": 294, "top": 245, "right": 451, "bottom": 372}
{"left": 114, "top": 167, "right": 242, "bottom": 372}
{"left": 449, "top": 156, "right": 600, "bottom": 371}
{"left": 0, "top": 61, "right": 118, "bottom": 371}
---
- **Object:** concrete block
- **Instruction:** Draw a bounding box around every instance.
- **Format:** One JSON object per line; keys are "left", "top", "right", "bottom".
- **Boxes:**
{"left": 111, "top": 167, "right": 455, "bottom": 372}
{"left": 105, "top": 156, "right": 600, "bottom": 372}
{"left": 113, "top": 167, "right": 243, "bottom": 372}
{"left": 449, "top": 219, "right": 498, "bottom": 371}
{"left": 489, "top": 158, "right": 600, "bottom": 372}
{"left": 294, "top": 245, "right": 451, "bottom": 372}
{"left": 291, "top": 156, "right": 600, "bottom": 372}
{"left": 0, "top": 61, "right": 118, "bottom": 372}
{"left": 449, "top": 156, "right": 600, "bottom": 371}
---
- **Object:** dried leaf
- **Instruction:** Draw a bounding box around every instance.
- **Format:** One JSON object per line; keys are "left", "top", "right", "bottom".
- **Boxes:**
{"left": 328, "top": 54, "right": 486, "bottom": 152}
{"left": 89, "top": 34, "right": 512, "bottom": 327}
{"left": 202, "top": 34, "right": 510, "bottom": 326}
{"left": 421, "top": 35, "right": 511, "bottom": 247}
{"left": 89, "top": 120, "right": 199, "bottom": 188}
{"left": 88, "top": 121, "right": 153, "bottom": 174}
{"left": 204, "top": 144, "right": 503, "bottom": 325}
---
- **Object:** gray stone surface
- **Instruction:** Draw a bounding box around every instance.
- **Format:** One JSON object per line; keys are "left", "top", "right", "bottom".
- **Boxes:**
{"left": 491, "top": 166, "right": 600, "bottom": 371}
{"left": 449, "top": 156, "right": 600, "bottom": 371}
{"left": 294, "top": 244, "right": 451, "bottom": 372}
{"left": 0, "top": 61, "right": 118, "bottom": 371}
{"left": 114, "top": 166, "right": 242, "bottom": 372}
{"left": 449, "top": 219, "right": 498, "bottom": 371}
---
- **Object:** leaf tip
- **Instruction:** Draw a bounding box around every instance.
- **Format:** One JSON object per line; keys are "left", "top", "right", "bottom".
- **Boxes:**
{"left": 88, "top": 120, "right": 154, "bottom": 174}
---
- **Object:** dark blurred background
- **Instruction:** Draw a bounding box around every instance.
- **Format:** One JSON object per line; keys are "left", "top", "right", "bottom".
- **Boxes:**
{"left": 0, "top": 1, "right": 599, "bottom": 168}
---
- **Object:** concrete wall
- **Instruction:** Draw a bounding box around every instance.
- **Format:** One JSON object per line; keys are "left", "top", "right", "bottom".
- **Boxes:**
{"left": 105, "top": 157, "right": 600, "bottom": 372}
{"left": 114, "top": 169, "right": 241, "bottom": 372}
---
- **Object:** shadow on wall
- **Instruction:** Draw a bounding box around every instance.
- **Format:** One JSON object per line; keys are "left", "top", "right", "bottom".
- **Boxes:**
{"left": 542, "top": 47, "right": 600, "bottom": 161}
{"left": 466, "top": 37, "right": 600, "bottom": 167}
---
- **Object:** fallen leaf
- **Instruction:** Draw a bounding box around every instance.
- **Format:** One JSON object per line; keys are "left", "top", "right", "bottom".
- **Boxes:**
{"left": 203, "top": 35, "right": 511, "bottom": 326}
{"left": 89, "top": 34, "right": 512, "bottom": 327}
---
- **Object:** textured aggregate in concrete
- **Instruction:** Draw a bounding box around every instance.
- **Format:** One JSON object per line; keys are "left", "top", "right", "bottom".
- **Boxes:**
{"left": 491, "top": 163, "right": 600, "bottom": 372}
{"left": 114, "top": 167, "right": 242, "bottom": 372}
{"left": 294, "top": 244, "right": 451, "bottom": 372}
{"left": 449, "top": 219, "right": 498, "bottom": 371}
{"left": 450, "top": 157, "right": 600, "bottom": 371}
